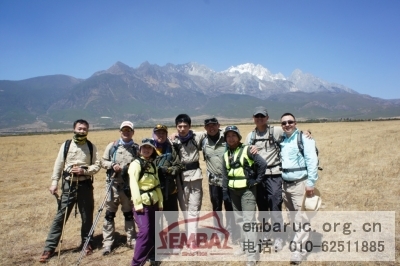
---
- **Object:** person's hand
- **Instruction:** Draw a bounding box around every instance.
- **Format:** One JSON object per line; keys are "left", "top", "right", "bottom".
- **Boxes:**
{"left": 249, "top": 145, "right": 258, "bottom": 155}
{"left": 222, "top": 190, "right": 231, "bottom": 202}
{"left": 169, "top": 132, "right": 178, "bottom": 139}
{"left": 304, "top": 130, "right": 313, "bottom": 139}
{"left": 70, "top": 165, "right": 85, "bottom": 175}
{"left": 135, "top": 208, "right": 143, "bottom": 213}
{"left": 159, "top": 207, "right": 163, "bottom": 211}
{"left": 305, "top": 186, "right": 315, "bottom": 197}
{"left": 49, "top": 185, "right": 57, "bottom": 195}
{"left": 247, "top": 179, "right": 258, "bottom": 188}
{"left": 112, "top": 163, "right": 122, "bottom": 173}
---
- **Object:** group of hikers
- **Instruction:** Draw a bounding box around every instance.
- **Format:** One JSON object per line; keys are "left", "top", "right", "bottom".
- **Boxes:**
{"left": 39, "top": 106, "right": 320, "bottom": 266}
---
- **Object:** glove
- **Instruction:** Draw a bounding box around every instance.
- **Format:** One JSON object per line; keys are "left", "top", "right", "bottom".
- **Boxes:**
{"left": 222, "top": 190, "right": 231, "bottom": 202}
{"left": 247, "top": 179, "right": 258, "bottom": 188}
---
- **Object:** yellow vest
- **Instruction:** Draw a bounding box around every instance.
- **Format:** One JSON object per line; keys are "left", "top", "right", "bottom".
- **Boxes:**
{"left": 224, "top": 145, "right": 254, "bottom": 188}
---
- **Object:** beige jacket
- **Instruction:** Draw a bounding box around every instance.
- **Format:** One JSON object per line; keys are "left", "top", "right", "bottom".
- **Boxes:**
{"left": 172, "top": 131, "right": 206, "bottom": 182}
{"left": 51, "top": 140, "right": 101, "bottom": 186}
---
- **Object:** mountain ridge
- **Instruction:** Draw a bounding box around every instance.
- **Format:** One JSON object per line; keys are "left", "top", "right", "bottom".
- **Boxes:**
{"left": 0, "top": 61, "right": 399, "bottom": 132}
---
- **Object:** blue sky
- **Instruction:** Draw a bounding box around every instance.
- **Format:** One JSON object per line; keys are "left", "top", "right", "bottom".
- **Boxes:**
{"left": 1, "top": 0, "right": 399, "bottom": 99}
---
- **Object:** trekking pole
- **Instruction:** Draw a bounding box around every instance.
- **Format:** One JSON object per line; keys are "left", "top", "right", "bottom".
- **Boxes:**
{"left": 76, "top": 173, "right": 115, "bottom": 266}
{"left": 58, "top": 168, "right": 76, "bottom": 261}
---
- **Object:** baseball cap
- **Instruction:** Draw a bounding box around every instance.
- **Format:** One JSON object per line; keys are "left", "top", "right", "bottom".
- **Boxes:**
{"left": 204, "top": 117, "right": 219, "bottom": 125}
{"left": 120, "top": 121, "right": 134, "bottom": 130}
{"left": 153, "top": 124, "right": 168, "bottom": 132}
{"left": 253, "top": 106, "right": 268, "bottom": 117}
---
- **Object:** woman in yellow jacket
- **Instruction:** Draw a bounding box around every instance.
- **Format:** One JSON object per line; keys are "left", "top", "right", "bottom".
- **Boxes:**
{"left": 129, "top": 138, "right": 163, "bottom": 266}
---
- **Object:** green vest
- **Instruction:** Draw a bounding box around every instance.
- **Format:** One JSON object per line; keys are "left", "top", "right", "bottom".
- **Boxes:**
{"left": 224, "top": 145, "right": 254, "bottom": 188}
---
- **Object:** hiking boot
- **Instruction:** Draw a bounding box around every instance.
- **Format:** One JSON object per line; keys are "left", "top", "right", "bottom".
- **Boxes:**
{"left": 39, "top": 250, "right": 55, "bottom": 263}
{"left": 274, "top": 238, "right": 283, "bottom": 252}
{"left": 84, "top": 244, "right": 93, "bottom": 256}
{"left": 102, "top": 246, "right": 111, "bottom": 256}
{"left": 290, "top": 251, "right": 303, "bottom": 265}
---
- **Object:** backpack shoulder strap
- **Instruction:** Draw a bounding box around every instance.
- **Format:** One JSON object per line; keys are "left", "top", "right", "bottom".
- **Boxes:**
{"left": 201, "top": 136, "right": 208, "bottom": 160}
{"left": 64, "top": 139, "right": 93, "bottom": 164}
{"left": 137, "top": 157, "right": 155, "bottom": 181}
{"left": 249, "top": 129, "right": 256, "bottom": 145}
{"left": 63, "top": 139, "right": 72, "bottom": 162}
{"left": 86, "top": 140, "right": 93, "bottom": 165}
{"left": 108, "top": 140, "right": 119, "bottom": 162}
{"left": 191, "top": 133, "right": 199, "bottom": 148}
{"left": 297, "top": 131, "right": 305, "bottom": 157}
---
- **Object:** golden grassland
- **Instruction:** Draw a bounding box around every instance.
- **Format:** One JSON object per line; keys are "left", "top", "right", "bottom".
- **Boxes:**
{"left": 0, "top": 121, "right": 399, "bottom": 266}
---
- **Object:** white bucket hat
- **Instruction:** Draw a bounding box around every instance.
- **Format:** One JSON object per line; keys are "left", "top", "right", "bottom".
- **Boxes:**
{"left": 301, "top": 187, "right": 322, "bottom": 211}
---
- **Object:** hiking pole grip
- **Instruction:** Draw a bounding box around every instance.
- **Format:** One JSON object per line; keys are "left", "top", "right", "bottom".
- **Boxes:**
{"left": 76, "top": 173, "right": 115, "bottom": 266}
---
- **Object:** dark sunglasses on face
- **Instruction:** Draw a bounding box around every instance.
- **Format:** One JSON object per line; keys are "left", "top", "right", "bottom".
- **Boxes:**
{"left": 281, "top": 120, "right": 295, "bottom": 126}
{"left": 254, "top": 114, "right": 266, "bottom": 118}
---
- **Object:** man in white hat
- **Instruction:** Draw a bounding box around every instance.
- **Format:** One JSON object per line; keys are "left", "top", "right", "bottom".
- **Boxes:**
{"left": 279, "top": 112, "right": 319, "bottom": 264}
{"left": 100, "top": 121, "right": 139, "bottom": 255}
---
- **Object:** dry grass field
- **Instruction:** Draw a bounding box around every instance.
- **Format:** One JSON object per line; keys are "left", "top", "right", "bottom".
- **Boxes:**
{"left": 0, "top": 121, "right": 398, "bottom": 266}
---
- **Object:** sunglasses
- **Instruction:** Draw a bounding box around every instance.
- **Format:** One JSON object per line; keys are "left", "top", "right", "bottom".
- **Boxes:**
{"left": 154, "top": 124, "right": 168, "bottom": 131}
{"left": 281, "top": 120, "right": 295, "bottom": 126}
{"left": 254, "top": 114, "right": 266, "bottom": 118}
{"left": 121, "top": 127, "right": 133, "bottom": 132}
{"left": 204, "top": 118, "right": 218, "bottom": 125}
{"left": 141, "top": 138, "right": 156, "bottom": 146}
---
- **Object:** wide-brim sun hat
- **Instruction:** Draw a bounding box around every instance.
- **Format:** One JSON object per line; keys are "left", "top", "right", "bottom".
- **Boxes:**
{"left": 301, "top": 187, "right": 322, "bottom": 212}
{"left": 140, "top": 138, "right": 156, "bottom": 150}
{"left": 224, "top": 125, "right": 242, "bottom": 140}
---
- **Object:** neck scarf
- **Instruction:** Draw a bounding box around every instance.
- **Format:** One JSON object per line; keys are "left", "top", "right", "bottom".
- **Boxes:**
{"left": 73, "top": 132, "right": 88, "bottom": 145}
{"left": 178, "top": 130, "right": 193, "bottom": 144}
{"left": 118, "top": 138, "right": 134, "bottom": 148}
{"left": 208, "top": 131, "right": 220, "bottom": 143}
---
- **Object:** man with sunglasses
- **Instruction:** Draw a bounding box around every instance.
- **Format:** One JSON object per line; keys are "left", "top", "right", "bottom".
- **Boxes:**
{"left": 100, "top": 121, "right": 139, "bottom": 255}
{"left": 245, "top": 106, "right": 285, "bottom": 251}
{"left": 202, "top": 117, "right": 240, "bottom": 244}
{"left": 280, "top": 113, "right": 319, "bottom": 264}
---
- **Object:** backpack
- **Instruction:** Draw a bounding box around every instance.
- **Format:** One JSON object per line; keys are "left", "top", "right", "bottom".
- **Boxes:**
{"left": 226, "top": 145, "right": 256, "bottom": 179}
{"left": 122, "top": 157, "right": 156, "bottom": 199}
{"left": 250, "top": 127, "right": 322, "bottom": 171}
{"left": 172, "top": 133, "right": 199, "bottom": 158}
{"left": 63, "top": 139, "right": 93, "bottom": 164}
{"left": 280, "top": 131, "right": 323, "bottom": 171}
{"left": 249, "top": 126, "right": 283, "bottom": 161}
{"left": 108, "top": 140, "right": 139, "bottom": 163}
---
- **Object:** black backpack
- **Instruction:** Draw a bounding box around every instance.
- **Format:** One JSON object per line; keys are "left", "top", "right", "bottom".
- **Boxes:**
{"left": 63, "top": 139, "right": 93, "bottom": 164}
